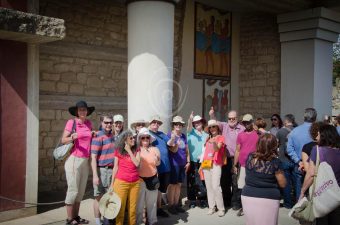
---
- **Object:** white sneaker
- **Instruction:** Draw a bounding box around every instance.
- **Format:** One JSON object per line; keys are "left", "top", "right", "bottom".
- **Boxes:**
{"left": 207, "top": 208, "right": 215, "bottom": 215}
{"left": 217, "top": 210, "right": 225, "bottom": 217}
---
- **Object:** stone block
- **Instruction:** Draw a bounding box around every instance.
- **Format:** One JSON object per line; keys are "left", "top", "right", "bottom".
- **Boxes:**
{"left": 70, "top": 84, "right": 84, "bottom": 94}
{"left": 85, "top": 88, "right": 106, "bottom": 96}
{"left": 43, "top": 137, "right": 55, "bottom": 148}
{"left": 252, "top": 65, "right": 265, "bottom": 73}
{"left": 77, "top": 73, "right": 88, "bottom": 84}
{"left": 42, "top": 73, "right": 60, "bottom": 81}
{"left": 264, "top": 87, "right": 273, "bottom": 96}
{"left": 98, "top": 66, "right": 112, "bottom": 77}
{"left": 267, "top": 64, "right": 279, "bottom": 72}
{"left": 40, "top": 110, "right": 55, "bottom": 120}
{"left": 62, "top": 111, "right": 72, "bottom": 120}
{"left": 40, "top": 81, "right": 56, "bottom": 92}
{"left": 83, "top": 65, "right": 98, "bottom": 73}
{"left": 60, "top": 72, "right": 77, "bottom": 82}
{"left": 253, "top": 79, "right": 266, "bottom": 86}
{"left": 51, "top": 120, "right": 67, "bottom": 131}
{"left": 87, "top": 76, "right": 102, "bottom": 88}
{"left": 258, "top": 55, "right": 275, "bottom": 64}
{"left": 56, "top": 82, "right": 69, "bottom": 93}
{"left": 60, "top": 57, "right": 74, "bottom": 63}
{"left": 75, "top": 58, "right": 89, "bottom": 64}
{"left": 103, "top": 79, "right": 115, "bottom": 88}
{"left": 40, "top": 120, "right": 51, "bottom": 132}
{"left": 40, "top": 60, "right": 54, "bottom": 71}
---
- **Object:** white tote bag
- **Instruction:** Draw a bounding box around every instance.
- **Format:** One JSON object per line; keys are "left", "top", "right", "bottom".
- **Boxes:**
{"left": 310, "top": 146, "right": 340, "bottom": 218}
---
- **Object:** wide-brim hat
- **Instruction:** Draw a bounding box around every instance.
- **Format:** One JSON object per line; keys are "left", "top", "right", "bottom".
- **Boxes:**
{"left": 68, "top": 100, "right": 95, "bottom": 117}
{"left": 192, "top": 115, "right": 206, "bottom": 124}
{"left": 149, "top": 115, "right": 163, "bottom": 125}
{"left": 172, "top": 116, "right": 185, "bottom": 125}
{"left": 130, "top": 119, "right": 149, "bottom": 130}
{"left": 99, "top": 191, "right": 121, "bottom": 220}
{"left": 242, "top": 114, "right": 254, "bottom": 122}
{"left": 137, "top": 127, "right": 156, "bottom": 143}
{"left": 207, "top": 119, "right": 219, "bottom": 128}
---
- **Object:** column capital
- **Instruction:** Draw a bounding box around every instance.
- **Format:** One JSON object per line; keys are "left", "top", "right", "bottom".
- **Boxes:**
{"left": 277, "top": 7, "right": 340, "bottom": 43}
{"left": 127, "top": 0, "right": 179, "bottom": 6}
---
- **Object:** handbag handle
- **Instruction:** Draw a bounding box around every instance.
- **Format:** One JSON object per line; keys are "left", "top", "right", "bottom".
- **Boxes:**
{"left": 309, "top": 145, "right": 321, "bottom": 202}
{"left": 54, "top": 119, "right": 77, "bottom": 149}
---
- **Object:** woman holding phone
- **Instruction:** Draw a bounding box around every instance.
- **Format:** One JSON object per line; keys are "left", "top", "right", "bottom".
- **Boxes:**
{"left": 111, "top": 130, "right": 141, "bottom": 225}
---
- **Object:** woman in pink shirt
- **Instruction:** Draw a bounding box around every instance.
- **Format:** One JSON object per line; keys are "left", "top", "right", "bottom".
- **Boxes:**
{"left": 62, "top": 101, "right": 95, "bottom": 225}
{"left": 202, "top": 119, "right": 226, "bottom": 217}
{"left": 111, "top": 130, "right": 140, "bottom": 225}
{"left": 136, "top": 128, "right": 160, "bottom": 225}
{"left": 233, "top": 114, "right": 259, "bottom": 217}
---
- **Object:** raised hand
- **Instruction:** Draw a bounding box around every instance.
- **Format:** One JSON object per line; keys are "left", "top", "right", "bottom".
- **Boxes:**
{"left": 209, "top": 106, "right": 214, "bottom": 117}
{"left": 189, "top": 111, "right": 194, "bottom": 120}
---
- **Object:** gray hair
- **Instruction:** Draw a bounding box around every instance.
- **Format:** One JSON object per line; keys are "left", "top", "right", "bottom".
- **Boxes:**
{"left": 304, "top": 108, "right": 317, "bottom": 123}
{"left": 284, "top": 114, "right": 298, "bottom": 127}
{"left": 114, "top": 130, "right": 136, "bottom": 155}
{"left": 100, "top": 114, "right": 113, "bottom": 122}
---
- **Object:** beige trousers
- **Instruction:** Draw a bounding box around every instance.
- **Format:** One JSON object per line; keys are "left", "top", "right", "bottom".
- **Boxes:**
{"left": 203, "top": 164, "right": 225, "bottom": 211}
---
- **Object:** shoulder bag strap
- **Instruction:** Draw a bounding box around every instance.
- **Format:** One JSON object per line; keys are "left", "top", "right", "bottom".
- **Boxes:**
{"left": 310, "top": 145, "right": 320, "bottom": 202}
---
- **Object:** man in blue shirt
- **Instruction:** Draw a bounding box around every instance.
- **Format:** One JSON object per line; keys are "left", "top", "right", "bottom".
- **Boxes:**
{"left": 286, "top": 108, "right": 317, "bottom": 202}
{"left": 149, "top": 115, "right": 171, "bottom": 217}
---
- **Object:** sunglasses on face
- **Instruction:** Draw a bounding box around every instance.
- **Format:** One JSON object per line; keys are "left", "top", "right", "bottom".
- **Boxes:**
{"left": 136, "top": 123, "right": 144, "bottom": 127}
{"left": 141, "top": 136, "right": 150, "bottom": 140}
{"left": 271, "top": 118, "right": 278, "bottom": 121}
{"left": 174, "top": 123, "right": 183, "bottom": 126}
{"left": 103, "top": 121, "right": 113, "bottom": 125}
{"left": 152, "top": 121, "right": 162, "bottom": 125}
{"left": 228, "top": 117, "right": 236, "bottom": 121}
{"left": 128, "top": 136, "right": 135, "bottom": 141}
{"left": 209, "top": 126, "right": 217, "bottom": 129}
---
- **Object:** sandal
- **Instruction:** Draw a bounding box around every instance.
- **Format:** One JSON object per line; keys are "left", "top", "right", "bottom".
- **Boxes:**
{"left": 66, "top": 218, "right": 79, "bottom": 225}
{"left": 74, "top": 216, "right": 90, "bottom": 224}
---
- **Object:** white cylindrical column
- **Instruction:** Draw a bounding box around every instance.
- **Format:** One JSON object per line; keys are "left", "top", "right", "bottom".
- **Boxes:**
{"left": 128, "top": 1, "right": 175, "bottom": 132}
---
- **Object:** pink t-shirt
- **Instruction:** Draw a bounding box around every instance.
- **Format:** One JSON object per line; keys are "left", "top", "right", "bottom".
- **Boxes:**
{"left": 114, "top": 149, "right": 140, "bottom": 183}
{"left": 65, "top": 119, "right": 92, "bottom": 158}
{"left": 236, "top": 130, "right": 259, "bottom": 167}
{"left": 203, "top": 135, "right": 225, "bottom": 166}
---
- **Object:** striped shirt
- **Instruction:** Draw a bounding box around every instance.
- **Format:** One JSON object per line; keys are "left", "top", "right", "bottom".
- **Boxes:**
{"left": 91, "top": 130, "right": 115, "bottom": 167}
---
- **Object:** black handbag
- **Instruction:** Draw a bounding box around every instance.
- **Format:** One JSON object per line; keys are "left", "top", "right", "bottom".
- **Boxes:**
{"left": 140, "top": 174, "right": 160, "bottom": 191}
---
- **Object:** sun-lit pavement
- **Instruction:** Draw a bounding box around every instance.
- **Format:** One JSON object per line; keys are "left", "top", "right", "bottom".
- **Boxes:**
{"left": 1, "top": 198, "right": 299, "bottom": 225}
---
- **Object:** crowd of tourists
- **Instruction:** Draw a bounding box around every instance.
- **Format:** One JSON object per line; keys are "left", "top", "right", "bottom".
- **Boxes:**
{"left": 61, "top": 100, "right": 340, "bottom": 225}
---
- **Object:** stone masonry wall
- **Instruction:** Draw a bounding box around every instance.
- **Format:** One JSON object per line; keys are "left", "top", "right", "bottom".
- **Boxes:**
{"left": 38, "top": 0, "right": 185, "bottom": 194}
{"left": 239, "top": 13, "right": 281, "bottom": 119}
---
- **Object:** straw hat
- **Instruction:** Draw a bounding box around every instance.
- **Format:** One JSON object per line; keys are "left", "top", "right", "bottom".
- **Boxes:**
{"left": 149, "top": 115, "right": 163, "bottom": 125}
{"left": 172, "top": 116, "right": 185, "bottom": 125}
{"left": 192, "top": 115, "right": 206, "bottom": 124}
{"left": 99, "top": 191, "right": 121, "bottom": 220}
{"left": 68, "top": 100, "right": 95, "bottom": 117}
{"left": 207, "top": 119, "right": 219, "bottom": 128}
{"left": 242, "top": 114, "right": 253, "bottom": 122}
{"left": 137, "top": 127, "right": 156, "bottom": 143}
{"left": 130, "top": 119, "right": 149, "bottom": 130}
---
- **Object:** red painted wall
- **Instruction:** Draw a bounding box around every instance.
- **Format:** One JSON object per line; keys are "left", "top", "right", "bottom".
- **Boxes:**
{"left": 0, "top": 40, "right": 28, "bottom": 212}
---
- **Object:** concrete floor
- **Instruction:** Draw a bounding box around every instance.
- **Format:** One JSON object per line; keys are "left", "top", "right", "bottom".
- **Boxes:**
{"left": 0, "top": 198, "right": 300, "bottom": 225}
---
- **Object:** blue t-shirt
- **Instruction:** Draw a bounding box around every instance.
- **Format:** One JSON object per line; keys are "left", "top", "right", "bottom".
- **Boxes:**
{"left": 187, "top": 129, "right": 208, "bottom": 163}
{"left": 242, "top": 153, "right": 282, "bottom": 200}
{"left": 167, "top": 132, "right": 187, "bottom": 166}
{"left": 150, "top": 130, "right": 170, "bottom": 174}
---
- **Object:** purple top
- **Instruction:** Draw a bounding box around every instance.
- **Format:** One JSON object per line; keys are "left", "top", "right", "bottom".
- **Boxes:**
{"left": 219, "top": 122, "right": 245, "bottom": 157}
{"left": 309, "top": 146, "right": 340, "bottom": 186}
{"left": 167, "top": 132, "right": 187, "bottom": 166}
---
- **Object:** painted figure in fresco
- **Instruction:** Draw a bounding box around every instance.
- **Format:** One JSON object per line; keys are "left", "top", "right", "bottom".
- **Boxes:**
{"left": 220, "top": 18, "right": 231, "bottom": 76}
{"left": 205, "top": 16, "right": 215, "bottom": 74}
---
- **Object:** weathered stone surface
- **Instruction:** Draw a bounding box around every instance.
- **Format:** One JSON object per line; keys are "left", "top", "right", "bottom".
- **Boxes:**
{"left": 0, "top": 7, "right": 65, "bottom": 43}
{"left": 239, "top": 13, "right": 281, "bottom": 118}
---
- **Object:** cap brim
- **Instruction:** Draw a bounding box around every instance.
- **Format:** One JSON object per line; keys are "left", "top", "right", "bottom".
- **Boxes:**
{"left": 150, "top": 120, "right": 163, "bottom": 125}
